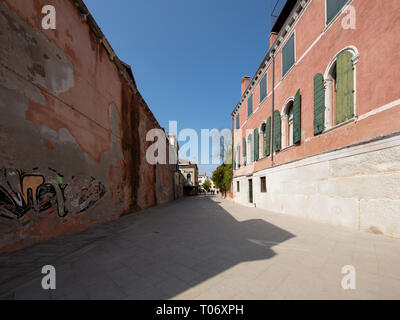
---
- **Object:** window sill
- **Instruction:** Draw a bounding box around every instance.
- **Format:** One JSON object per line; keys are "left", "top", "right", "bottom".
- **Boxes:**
{"left": 321, "top": 117, "right": 356, "bottom": 135}
{"left": 278, "top": 144, "right": 298, "bottom": 153}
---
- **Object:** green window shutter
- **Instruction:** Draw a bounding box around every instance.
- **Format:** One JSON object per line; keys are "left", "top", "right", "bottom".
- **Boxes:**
{"left": 250, "top": 134, "right": 254, "bottom": 162}
{"left": 248, "top": 94, "right": 253, "bottom": 117}
{"left": 260, "top": 74, "right": 267, "bottom": 102}
{"left": 264, "top": 117, "right": 271, "bottom": 157}
{"left": 336, "top": 51, "right": 354, "bottom": 124}
{"left": 313, "top": 73, "right": 325, "bottom": 135}
{"left": 293, "top": 89, "right": 301, "bottom": 144}
{"left": 236, "top": 114, "right": 240, "bottom": 130}
{"left": 254, "top": 128, "right": 259, "bottom": 161}
{"left": 243, "top": 138, "right": 246, "bottom": 165}
{"left": 274, "top": 110, "right": 281, "bottom": 152}
{"left": 326, "top": 0, "right": 349, "bottom": 24}
{"left": 282, "top": 33, "right": 295, "bottom": 77}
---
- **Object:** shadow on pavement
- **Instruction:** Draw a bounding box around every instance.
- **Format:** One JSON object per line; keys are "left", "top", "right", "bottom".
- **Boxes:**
{"left": 0, "top": 196, "right": 295, "bottom": 299}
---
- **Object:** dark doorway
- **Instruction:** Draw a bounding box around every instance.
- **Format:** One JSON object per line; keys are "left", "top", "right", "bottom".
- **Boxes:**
{"left": 248, "top": 179, "right": 253, "bottom": 204}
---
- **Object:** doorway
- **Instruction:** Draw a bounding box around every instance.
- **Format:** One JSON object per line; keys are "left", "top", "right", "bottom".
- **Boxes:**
{"left": 248, "top": 179, "right": 253, "bottom": 204}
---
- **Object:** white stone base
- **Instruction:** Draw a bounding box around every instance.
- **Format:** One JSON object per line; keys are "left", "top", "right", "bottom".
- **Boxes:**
{"left": 233, "top": 133, "right": 400, "bottom": 238}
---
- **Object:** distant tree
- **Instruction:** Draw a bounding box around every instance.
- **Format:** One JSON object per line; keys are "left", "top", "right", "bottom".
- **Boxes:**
{"left": 202, "top": 180, "right": 212, "bottom": 192}
{"left": 211, "top": 164, "right": 232, "bottom": 197}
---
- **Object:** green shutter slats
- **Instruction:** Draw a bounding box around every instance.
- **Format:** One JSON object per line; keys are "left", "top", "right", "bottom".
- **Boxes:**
{"left": 313, "top": 73, "right": 325, "bottom": 135}
{"left": 293, "top": 89, "right": 301, "bottom": 144}
{"left": 274, "top": 110, "right": 281, "bottom": 152}
{"left": 336, "top": 51, "right": 354, "bottom": 124}
{"left": 238, "top": 145, "right": 240, "bottom": 167}
{"left": 282, "top": 33, "right": 295, "bottom": 77}
{"left": 254, "top": 128, "right": 259, "bottom": 161}
{"left": 326, "top": 0, "right": 349, "bottom": 24}
{"left": 250, "top": 134, "right": 254, "bottom": 162}
{"left": 260, "top": 75, "right": 267, "bottom": 102}
{"left": 243, "top": 138, "right": 246, "bottom": 157}
{"left": 236, "top": 114, "right": 240, "bottom": 130}
{"left": 265, "top": 117, "right": 271, "bottom": 157}
{"left": 248, "top": 94, "right": 253, "bottom": 118}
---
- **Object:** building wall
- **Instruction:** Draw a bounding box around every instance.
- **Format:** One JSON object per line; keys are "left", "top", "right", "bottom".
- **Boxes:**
{"left": 232, "top": 0, "right": 400, "bottom": 237}
{"left": 0, "top": 0, "right": 177, "bottom": 253}
{"left": 234, "top": 133, "right": 400, "bottom": 238}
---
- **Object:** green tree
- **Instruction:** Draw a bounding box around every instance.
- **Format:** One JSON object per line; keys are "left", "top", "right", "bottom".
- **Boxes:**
{"left": 202, "top": 180, "right": 212, "bottom": 192}
{"left": 211, "top": 164, "right": 232, "bottom": 197}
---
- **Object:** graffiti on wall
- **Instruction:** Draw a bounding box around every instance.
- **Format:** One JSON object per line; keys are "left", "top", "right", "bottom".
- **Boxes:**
{"left": 0, "top": 168, "right": 106, "bottom": 220}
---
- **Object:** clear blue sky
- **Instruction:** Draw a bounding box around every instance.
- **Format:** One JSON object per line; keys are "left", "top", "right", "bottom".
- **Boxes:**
{"left": 84, "top": 0, "right": 285, "bottom": 176}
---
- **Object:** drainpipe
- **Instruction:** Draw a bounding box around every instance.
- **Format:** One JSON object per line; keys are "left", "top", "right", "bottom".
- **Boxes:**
{"left": 271, "top": 52, "right": 275, "bottom": 166}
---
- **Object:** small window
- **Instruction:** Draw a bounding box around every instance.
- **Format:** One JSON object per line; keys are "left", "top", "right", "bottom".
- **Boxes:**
{"left": 237, "top": 181, "right": 240, "bottom": 192}
{"left": 282, "top": 33, "right": 295, "bottom": 77}
{"left": 260, "top": 177, "right": 267, "bottom": 193}
{"left": 236, "top": 114, "right": 240, "bottom": 130}
{"left": 248, "top": 94, "right": 253, "bottom": 118}
{"left": 326, "top": 0, "right": 350, "bottom": 25}
{"left": 260, "top": 74, "right": 267, "bottom": 102}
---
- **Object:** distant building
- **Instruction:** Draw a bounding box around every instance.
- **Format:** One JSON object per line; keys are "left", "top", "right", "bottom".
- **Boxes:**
{"left": 198, "top": 173, "right": 208, "bottom": 187}
{"left": 198, "top": 173, "right": 219, "bottom": 194}
{"left": 179, "top": 159, "right": 198, "bottom": 195}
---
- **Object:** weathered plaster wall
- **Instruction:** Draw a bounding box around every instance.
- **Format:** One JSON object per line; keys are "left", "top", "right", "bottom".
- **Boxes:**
{"left": 233, "top": 133, "right": 400, "bottom": 238}
{"left": 0, "top": 0, "right": 177, "bottom": 253}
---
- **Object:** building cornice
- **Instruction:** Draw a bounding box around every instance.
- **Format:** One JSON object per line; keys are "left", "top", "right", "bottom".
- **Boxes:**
{"left": 231, "top": 0, "right": 310, "bottom": 117}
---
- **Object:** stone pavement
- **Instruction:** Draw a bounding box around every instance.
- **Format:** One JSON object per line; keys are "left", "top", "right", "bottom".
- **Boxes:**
{"left": 0, "top": 196, "right": 399, "bottom": 300}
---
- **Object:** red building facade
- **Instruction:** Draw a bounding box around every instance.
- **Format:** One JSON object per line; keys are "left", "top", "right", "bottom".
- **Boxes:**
{"left": 232, "top": 0, "right": 400, "bottom": 238}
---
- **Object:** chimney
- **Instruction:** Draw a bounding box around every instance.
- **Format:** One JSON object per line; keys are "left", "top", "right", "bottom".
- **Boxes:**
{"left": 269, "top": 32, "right": 278, "bottom": 49}
{"left": 241, "top": 76, "right": 250, "bottom": 96}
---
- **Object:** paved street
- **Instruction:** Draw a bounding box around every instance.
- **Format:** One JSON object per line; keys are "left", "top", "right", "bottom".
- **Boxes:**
{"left": 0, "top": 196, "right": 399, "bottom": 300}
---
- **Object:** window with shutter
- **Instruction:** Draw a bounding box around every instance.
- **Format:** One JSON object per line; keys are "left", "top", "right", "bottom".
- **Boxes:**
{"left": 254, "top": 128, "right": 259, "bottom": 161}
{"left": 248, "top": 94, "right": 253, "bottom": 118}
{"left": 236, "top": 114, "right": 240, "bottom": 130}
{"left": 326, "top": 0, "right": 350, "bottom": 25}
{"left": 265, "top": 117, "right": 271, "bottom": 157}
{"left": 260, "top": 74, "right": 267, "bottom": 102}
{"left": 282, "top": 33, "right": 295, "bottom": 77}
{"left": 243, "top": 138, "right": 247, "bottom": 166}
{"left": 238, "top": 145, "right": 240, "bottom": 167}
{"left": 249, "top": 134, "right": 254, "bottom": 163}
{"left": 293, "top": 89, "right": 301, "bottom": 144}
{"left": 336, "top": 51, "right": 354, "bottom": 124}
{"left": 274, "top": 110, "right": 281, "bottom": 152}
{"left": 313, "top": 73, "right": 325, "bottom": 135}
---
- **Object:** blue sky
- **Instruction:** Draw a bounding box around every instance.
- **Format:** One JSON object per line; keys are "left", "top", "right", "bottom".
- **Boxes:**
{"left": 84, "top": 0, "right": 285, "bottom": 175}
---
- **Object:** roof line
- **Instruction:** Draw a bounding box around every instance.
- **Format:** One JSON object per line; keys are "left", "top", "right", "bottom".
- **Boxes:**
{"left": 73, "top": 0, "right": 161, "bottom": 128}
{"left": 231, "top": 0, "right": 306, "bottom": 117}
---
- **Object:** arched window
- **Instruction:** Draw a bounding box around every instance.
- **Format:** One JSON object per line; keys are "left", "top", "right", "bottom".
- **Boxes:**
{"left": 247, "top": 133, "right": 253, "bottom": 163}
{"left": 259, "top": 122, "right": 266, "bottom": 158}
{"left": 281, "top": 98, "right": 294, "bottom": 149}
{"left": 322, "top": 47, "right": 358, "bottom": 130}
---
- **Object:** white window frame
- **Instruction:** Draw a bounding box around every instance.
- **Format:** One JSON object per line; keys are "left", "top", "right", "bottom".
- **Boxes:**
{"left": 323, "top": 46, "right": 359, "bottom": 131}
